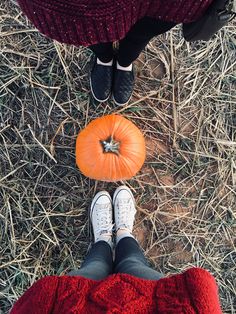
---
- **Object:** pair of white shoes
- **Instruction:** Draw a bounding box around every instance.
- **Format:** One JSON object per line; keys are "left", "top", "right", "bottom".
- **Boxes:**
{"left": 90, "top": 186, "right": 136, "bottom": 244}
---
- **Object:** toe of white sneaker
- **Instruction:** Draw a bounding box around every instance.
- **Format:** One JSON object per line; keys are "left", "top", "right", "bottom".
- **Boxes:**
{"left": 113, "top": 186, "right": 135, "bottom": 204}
{"left": 90, "top": 192, "right": 112, "bottom": 217}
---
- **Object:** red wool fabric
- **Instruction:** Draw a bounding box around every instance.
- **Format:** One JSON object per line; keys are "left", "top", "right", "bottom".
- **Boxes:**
{"left": 17, "top": 0, "right": 213, "bottom": 46}
{"left": 11, "top": 268, "right": 222, "bottom": 314}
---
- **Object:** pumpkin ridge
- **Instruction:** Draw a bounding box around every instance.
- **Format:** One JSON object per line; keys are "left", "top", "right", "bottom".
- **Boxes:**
{"left": 123, "top": 153, "right": 144, "bottom": 172}
{"left": 119, "top": 155, "right": 137, "bottom": 179}
{"left": 106, "top": 115, "right": 122, "bottom": 139}
{"left": 113, "top": 120, "right": 134, "bottom": 140}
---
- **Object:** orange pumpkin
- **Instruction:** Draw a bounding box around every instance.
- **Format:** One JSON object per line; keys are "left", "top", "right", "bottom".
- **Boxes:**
{"left": 76, "top": 114, "right": 146, "bottom": 182}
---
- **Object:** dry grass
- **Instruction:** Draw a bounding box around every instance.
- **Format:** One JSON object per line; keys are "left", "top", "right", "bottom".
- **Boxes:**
{"left": 0, "top": 1, "right": 236, "bottom": 313}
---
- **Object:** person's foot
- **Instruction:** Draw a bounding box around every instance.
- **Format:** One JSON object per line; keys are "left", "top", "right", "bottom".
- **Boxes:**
{"left": 90, "top": 58, "right": 113, "bottom": 102}
{"left": 113, "top": 186, "right": 136, "bottom": 233}
{"left": 112, "top": 63, "right": 135, "bottom": 106}
{"left": 90, "top": 191, "right": 113, "bottom": 246}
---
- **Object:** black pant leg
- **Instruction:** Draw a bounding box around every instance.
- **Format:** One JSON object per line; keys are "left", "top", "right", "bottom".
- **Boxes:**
{"left": 114, "top": 237, "right": 163, "bottom": 280}
{"left": 117, "top": 17, "right": 177, "bottom": 66}
{"left": 89, "top": 42, "right": 114, "bottom": 63}
{"left": 68, "top": 241, "right": 113, "bottom": 280}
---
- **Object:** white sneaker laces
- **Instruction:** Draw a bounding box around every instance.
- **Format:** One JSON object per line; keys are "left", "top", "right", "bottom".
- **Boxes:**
{"left": 94, "top": 203, "right": 113, "bottom": 238}
{"left": 116, "top": 198, "right": 133, "bottom": 230}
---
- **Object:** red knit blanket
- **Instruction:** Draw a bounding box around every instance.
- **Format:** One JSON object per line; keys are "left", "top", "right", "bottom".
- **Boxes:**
{"left": 11, "top": 268, "right": 222, "bottom": 314}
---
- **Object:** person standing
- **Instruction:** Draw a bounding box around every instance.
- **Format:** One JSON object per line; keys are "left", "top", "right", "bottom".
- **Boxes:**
{"left": 11, "top": 186, "right": 222, "bottom": 313}
{"left": 16, "top": 0, "right": 224, "bottom": 105}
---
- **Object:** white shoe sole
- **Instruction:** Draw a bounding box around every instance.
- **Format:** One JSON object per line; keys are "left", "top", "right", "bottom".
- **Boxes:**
{"left": 90, "top": 191, "right": 112, "bottom": 220}
{"left": 90, "top": 77, "right": 110, "bottom": 103}
{"left": 112, "top": 94, "right": 132, "bottom": 107}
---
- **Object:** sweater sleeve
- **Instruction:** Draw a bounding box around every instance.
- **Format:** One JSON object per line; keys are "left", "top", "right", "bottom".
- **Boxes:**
{"left": 184, "top": 268, "right": 222, "bottom": 314}
{"left": 10, "top": 276, "right": 59, "bottom": 314}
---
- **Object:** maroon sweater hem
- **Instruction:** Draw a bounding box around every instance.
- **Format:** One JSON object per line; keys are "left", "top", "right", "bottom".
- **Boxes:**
{"left": 17, "top": 0, "right": 213, "bottom": 46}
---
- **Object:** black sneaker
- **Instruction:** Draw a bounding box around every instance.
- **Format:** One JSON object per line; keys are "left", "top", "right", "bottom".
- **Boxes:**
{"left": 113, "top": 66, "right": 135, "bottom": 106}
{"left": 90, "top": 59, "right": 113, "bottom": 102}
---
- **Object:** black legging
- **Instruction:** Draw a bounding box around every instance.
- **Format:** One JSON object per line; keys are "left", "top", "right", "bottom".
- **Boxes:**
{"left": 90, "top": 17, "right": 176, "bottom": 66}
{"left": 68, "top": 237, "right": 163, "bottom": 280}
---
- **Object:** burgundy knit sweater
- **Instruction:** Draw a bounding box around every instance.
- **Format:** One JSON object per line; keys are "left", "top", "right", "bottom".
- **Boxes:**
{"left": 17, "top": 0, "right": 214, "bottom": 46}
{"left": 10, "top": 268, "right": 222, "bottom": 314}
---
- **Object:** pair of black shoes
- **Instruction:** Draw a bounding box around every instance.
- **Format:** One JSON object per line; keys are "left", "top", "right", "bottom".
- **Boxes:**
{"left": 90, "top": 59, "right": 135, "bottom": 106}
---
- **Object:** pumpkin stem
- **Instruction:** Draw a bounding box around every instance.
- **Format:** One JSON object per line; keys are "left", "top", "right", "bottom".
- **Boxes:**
{"left": 101, "top": 137, "right": 120, "bottom": 155}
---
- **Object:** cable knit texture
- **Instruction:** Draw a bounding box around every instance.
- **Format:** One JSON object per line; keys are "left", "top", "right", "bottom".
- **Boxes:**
{"left": 17, "top": 0, "right": 214, "bottom": 46}
{"left": 11, "top": 268, "right": 222, "bottom": 314}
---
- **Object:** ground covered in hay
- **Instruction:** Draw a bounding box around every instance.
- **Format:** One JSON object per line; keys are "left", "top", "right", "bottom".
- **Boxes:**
{"left": 0, "top": 1, "right": 236, "bottom": 313}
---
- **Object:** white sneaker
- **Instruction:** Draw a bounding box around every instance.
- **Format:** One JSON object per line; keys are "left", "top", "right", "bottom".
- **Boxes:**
{"left": 113, "top": 186, "right": 136, "bottom": 232}
{"left": 90, "top": 191, "right": 113, "bottom": 243}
